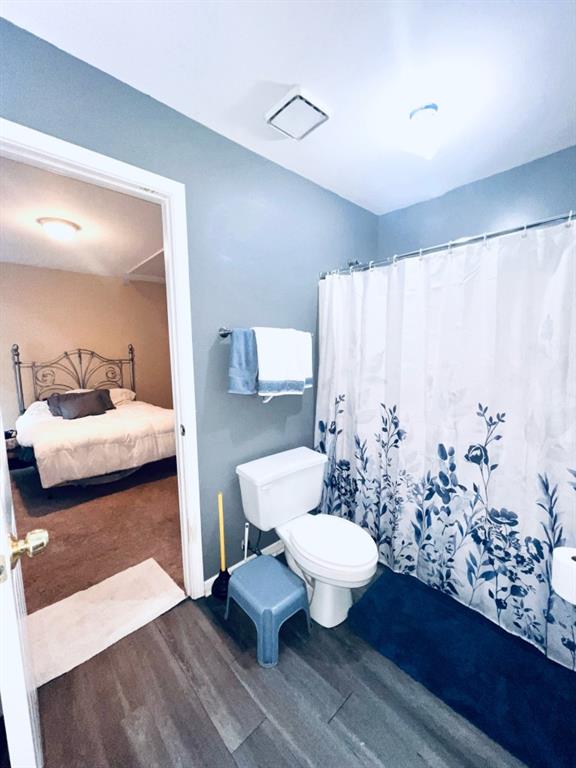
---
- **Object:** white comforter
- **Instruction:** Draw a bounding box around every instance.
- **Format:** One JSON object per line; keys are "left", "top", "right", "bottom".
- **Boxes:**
{"left": 16, "top": 400, "right": 176, "bottom": 488}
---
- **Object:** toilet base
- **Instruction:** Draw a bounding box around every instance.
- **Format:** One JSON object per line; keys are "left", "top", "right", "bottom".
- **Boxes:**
{"left": 283, "top": 547, "right": 361, "bottom": 628}
{"left": 309, "top": 581, "right": 353, "bottom": 628}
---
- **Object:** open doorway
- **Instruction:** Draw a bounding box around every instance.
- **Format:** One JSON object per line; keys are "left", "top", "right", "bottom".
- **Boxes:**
{"left": 1, "top": 155, "right": 190, "bottom": 681}
{"left": 0, "top": 120, "right": 205, "bottom": 768}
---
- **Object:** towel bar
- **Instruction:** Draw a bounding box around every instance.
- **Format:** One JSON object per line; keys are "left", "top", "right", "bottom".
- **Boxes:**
{"left": 218, "top": 327, "right": 313, "bottom": 338}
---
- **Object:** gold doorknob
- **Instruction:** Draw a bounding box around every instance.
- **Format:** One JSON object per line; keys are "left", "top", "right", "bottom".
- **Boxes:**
{"left": 10, "top": 529, "right": 49, "bottom": 568}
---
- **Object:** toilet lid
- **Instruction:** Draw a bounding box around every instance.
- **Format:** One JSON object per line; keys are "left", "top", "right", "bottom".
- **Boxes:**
{"left": 283, "top": 514, "right": 377, "bottom": 570}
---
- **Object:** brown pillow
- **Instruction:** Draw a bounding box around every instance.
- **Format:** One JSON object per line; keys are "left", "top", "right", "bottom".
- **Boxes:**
{"left": 47, "top": 391, "right": 107, "bottom": 420}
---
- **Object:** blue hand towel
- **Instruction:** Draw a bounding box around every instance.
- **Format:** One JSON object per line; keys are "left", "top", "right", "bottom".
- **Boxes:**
{"left": 228, "top": 329, "right": 258, "bottom": 394}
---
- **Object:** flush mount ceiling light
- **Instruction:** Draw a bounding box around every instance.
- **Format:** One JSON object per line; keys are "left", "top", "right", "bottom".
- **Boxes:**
{"left": 266, "top": 87, "right": 329, "bottom": 140}
{"left": 407, "top": 102, "right": 441, "bottom": 160}
{"left": 36, "top": 217, "right": 81, "bottom": 241}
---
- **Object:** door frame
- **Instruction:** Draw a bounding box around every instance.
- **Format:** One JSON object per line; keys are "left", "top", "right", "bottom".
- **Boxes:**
{"left": 0, "top": 117, "right": 205, "bottom": 599}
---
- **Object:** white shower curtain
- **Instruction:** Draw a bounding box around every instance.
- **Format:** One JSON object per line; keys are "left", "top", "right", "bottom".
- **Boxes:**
{"left": 315, "top": 221, "right": 576, "bottom": 669}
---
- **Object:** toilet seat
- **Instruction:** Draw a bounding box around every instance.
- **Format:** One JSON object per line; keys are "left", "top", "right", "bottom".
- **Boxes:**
{"left": 277, "top": 514, "right": 378, "bottom": 585}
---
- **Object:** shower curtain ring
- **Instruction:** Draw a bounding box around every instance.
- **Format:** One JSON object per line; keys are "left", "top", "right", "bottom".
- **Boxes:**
{"left": 448, "top": 241, "right": 453, "bottom": 253}
{"left": 522, "top": 224, "right": 528, "bottom": 238}
{"left": 419, "top": 248, "right": 423, "bottom": 260}
{"left": 566, "top": 210, "right": 573, "bottom": 227}
{"left": 482, "top": 233, "right": 488, "bottom": 248}
{"left": 369, "top": 260, "right": 374, "bottom": 272}
{"left": 392, "top": 254, "right": 398, "bottom": 267}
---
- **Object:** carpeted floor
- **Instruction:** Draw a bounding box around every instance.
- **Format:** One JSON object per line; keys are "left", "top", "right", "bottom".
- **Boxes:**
{"left": 11, "top": 458, "right": 184, "bottom": 614}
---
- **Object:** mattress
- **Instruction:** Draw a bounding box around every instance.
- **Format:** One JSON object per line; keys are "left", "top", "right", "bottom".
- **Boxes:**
{"left": 15, "top": 400, "right": 176, "bottom": 488}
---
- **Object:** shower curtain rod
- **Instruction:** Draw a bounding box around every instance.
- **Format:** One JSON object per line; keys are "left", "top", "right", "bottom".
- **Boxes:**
{"left": 320, "top": 210, "right": 573, "bottom": 279}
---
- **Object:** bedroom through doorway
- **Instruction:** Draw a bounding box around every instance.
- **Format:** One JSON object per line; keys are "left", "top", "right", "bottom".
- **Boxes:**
{"left": 1, "top": 154, "right": 187, "bottom": 682}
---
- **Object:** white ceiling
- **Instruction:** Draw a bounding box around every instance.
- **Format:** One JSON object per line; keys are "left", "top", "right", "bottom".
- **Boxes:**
{"left": 0, "top": 157, "right": 163, "bottom": 276}
{"left": 2, "top": 1, "right": 575, "bottom": 214}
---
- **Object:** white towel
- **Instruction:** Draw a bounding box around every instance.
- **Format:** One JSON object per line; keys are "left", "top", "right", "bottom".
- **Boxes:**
{"left": 252, "top": 327, "right": 313, "bottom": 401}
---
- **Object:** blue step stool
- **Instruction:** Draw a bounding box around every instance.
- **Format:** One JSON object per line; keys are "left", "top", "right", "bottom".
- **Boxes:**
{"left": 225, "top": 555, "right": 310, "bottom": 667}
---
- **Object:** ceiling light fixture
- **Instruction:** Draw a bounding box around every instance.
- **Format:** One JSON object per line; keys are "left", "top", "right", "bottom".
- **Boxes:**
{"left": 407, "top": 103, "right": 441, "bottom": 160}
{"left": 266, "top": 87, "right": 329, "bottom": 140}
{"left": 36, "top": 217, "right": 81, "bottom": 241}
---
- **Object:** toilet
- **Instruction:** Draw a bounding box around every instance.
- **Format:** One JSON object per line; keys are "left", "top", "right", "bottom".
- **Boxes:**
{"left": 236, "top": 446, "right": 378, "bottom": 628}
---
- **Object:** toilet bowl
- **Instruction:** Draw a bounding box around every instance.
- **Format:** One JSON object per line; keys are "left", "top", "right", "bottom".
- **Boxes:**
{"left": 277, "top": 513, "right": 378, "bottom": 627}
{"left": 236, "top": 446, "right": 378, "bottom": 628}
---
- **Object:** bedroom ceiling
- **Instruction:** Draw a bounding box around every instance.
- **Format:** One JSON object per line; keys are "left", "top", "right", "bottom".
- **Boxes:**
{"left": 0, "top": 157, "right": 164, "bottom": 277}
{"left": 1, "top": 1, "right": 575, "bottom": 214}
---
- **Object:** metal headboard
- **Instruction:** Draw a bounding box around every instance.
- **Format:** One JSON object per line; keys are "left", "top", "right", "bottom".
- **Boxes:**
{"left": 11, "top": 344, "right": 135, "bottom": 415}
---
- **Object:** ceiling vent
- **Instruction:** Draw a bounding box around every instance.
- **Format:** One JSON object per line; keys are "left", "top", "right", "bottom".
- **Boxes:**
{"left": 265, "top": 87, "right": 329, "bottom": 140}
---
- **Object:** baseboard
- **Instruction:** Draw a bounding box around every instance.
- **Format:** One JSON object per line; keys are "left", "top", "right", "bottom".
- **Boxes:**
{"left": 203, "top": 540, "right": 285, "bottom": 597}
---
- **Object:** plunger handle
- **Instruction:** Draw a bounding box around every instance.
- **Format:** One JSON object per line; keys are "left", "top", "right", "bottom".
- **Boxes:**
{"left": 218, "top": 491, "right": 226, "bottom": 572}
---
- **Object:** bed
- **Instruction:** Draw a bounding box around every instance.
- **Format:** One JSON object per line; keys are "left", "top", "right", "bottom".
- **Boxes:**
{"left": 11, "top": 344, "right": 176, "bottom": 488}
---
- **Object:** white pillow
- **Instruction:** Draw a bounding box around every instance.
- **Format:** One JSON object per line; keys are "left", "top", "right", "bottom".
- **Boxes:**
{"left": 108, "top": 388, "right": 136, "bottom": 406}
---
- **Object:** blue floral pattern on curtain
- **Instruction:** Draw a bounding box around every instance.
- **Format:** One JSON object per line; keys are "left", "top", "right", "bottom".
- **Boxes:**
{"left": 315, "top": 223, "right": 576, "bottom": 671}
{"left": 317, "top": 396, "right": 576, "bottom": 669}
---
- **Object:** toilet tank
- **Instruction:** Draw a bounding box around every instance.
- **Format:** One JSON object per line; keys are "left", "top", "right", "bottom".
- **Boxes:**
{"left": 236, "top": 447, "right": 328, "bottom": 531}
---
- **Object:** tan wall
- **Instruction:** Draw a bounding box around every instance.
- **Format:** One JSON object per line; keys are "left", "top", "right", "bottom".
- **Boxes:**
{"left": 0, "top": 263, "right": 173, "bottom": 428}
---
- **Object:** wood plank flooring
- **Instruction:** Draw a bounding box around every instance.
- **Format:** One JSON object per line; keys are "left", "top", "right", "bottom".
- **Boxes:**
{"left": 38, "top": 590, "right": 527, "bottom": 768}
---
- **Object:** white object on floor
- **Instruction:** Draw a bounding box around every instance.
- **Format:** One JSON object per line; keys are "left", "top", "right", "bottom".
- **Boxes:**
{"left": 27, "top": 558, "right": 185, "bottom": 687}
{"left": 236, "top": 446, "right": 378, "bottom": 628}
{"left": 552, "top": 547, "right": 576, "bottom": 605}
{"left": 15, "top": 399, "right": 176, "bottom": 488}
{"left": 252, "top": 327, "right": 313, "bottom": 401}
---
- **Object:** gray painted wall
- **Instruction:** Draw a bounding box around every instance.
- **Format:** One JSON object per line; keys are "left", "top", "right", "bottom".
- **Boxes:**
{"left": 378, "top": 146, "right": 576, "bottom": 258}
{"left": 0, "top": 20, "right": 378, "bottom": 578}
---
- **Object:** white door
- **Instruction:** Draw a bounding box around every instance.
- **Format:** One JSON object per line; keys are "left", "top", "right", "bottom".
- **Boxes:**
{"left": 0, "top": 413, "right": 44, "bottom": 768}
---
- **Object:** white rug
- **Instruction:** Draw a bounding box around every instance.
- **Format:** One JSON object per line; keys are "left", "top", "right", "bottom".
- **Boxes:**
{"left": 28, "top": 558, "right": 185, "bottom": 687}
